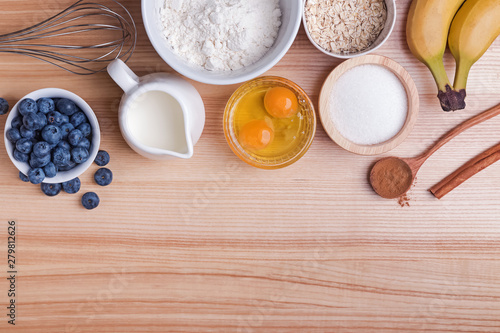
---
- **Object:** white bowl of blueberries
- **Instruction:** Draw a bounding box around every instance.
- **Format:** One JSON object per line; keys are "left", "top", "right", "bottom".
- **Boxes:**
{"left": 3, "top": 88, "right": 111, "bottom": 209}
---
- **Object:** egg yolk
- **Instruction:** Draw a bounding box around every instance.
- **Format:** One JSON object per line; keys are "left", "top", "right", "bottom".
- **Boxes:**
{"left": 239, "top": 119, "right": 274, "bottom": 150}
{"left": 264, "top": 87, "right": 299, "bottom": 118}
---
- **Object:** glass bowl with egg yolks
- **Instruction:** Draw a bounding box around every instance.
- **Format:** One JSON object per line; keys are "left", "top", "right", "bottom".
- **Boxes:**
{"left": 224, "top": 76, "right": 316, "bottom": 169}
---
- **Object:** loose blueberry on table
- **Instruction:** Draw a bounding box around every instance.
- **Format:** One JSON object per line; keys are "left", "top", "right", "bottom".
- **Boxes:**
{"left": 94, "top": 168, "right": 113, "bottom": 186}
{"left": 94, "top": 150, "right": 110, "bottom": 166}
{"left": 82, "top": 192, "right": 100, "bottom": 210}
{"left": 41, "top": 183, "right": 62, "bottom": 197}
{"left": 0, "top": 97, "right": 9, "bottom": 115}
{"left": 62, "top": 177, "right": 81, "bottom": 194}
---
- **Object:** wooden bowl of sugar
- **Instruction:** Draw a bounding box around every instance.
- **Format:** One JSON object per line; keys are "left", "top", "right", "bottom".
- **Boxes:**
{"left": 319, "top": 54, "right": 419, "bottom": 155}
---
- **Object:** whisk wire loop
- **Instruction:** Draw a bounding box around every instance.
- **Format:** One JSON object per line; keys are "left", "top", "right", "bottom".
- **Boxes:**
{"left": 0, "top": 0, "right": 136, "bottom": 75}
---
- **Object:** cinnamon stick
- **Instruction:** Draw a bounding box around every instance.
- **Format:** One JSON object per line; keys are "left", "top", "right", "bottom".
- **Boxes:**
{"left": 430, "top": 142, "right": 500, "bottom": 199}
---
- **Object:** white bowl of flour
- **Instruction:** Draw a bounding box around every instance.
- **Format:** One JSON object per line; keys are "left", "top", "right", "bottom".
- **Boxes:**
{"left": 142, "top": 0, "right": 302, "bottom": 85}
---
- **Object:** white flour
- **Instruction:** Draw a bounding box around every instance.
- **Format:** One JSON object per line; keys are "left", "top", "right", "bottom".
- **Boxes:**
{"left": 159, "top": 0, "right": 281, "bottom": 71}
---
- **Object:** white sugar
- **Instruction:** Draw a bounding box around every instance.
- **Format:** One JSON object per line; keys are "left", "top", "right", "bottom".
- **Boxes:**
{"left": 329, "top": 64, "right": 408, "bottom": 145}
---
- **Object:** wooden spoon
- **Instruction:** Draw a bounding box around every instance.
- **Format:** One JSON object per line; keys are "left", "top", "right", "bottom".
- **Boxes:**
{"left": 370, "top": 103, "right": 500, "bottom": 199}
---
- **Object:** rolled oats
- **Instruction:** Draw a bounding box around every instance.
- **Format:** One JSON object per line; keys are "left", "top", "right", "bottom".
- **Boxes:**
{"left": 304, "top": 0, "right": 387, "bottom": 54}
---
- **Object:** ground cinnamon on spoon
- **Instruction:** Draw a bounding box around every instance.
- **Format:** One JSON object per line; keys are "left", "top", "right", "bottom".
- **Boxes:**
{"left": 370, "top": 157, "right": 413, "bottom": 199}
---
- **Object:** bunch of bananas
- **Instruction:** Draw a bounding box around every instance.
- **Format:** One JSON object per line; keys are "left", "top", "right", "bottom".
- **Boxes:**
{"left": 407, "top": 0, "right": 500, "bottom": 112}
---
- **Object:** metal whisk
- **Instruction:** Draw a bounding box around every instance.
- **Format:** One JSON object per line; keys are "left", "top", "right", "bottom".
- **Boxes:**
{"left": 0, "top": 0, "right": 136, "bottom": 75}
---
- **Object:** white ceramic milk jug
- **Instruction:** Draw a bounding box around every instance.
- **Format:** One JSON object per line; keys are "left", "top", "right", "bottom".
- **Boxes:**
{"left": 107, "top": 59, "right": 205, "bottom": 160}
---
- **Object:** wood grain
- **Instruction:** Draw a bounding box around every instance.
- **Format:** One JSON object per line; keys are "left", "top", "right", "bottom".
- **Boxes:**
{"left": 0, "top": 0, "right": 500, "bottom": 332}
{"left": 319, "top": 54, "right": 419, "bottom": 155}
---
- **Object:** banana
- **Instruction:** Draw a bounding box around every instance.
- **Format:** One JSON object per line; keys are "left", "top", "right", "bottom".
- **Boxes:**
{"left": 448, "top": 0, "right": 500, "bottom": 99}
{"left": 406, "top": 0, "right": 466, "bottom": 111}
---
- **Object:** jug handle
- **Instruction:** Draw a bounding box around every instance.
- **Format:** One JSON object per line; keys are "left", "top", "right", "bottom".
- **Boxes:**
{"left": 107, "top": 59, "right": 139, "bottom": 95}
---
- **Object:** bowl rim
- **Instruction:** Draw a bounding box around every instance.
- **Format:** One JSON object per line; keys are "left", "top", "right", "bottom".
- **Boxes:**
{"left": 4, "top": 88, "right": 101, "bottom": 184}
{"left": 223, "top": 76, "right": 317, "bottom": 169}
{"left": 318, "top": 54, "right": 419, "bottom": 155}
{"left": 302, "top": 0, "right": 397, "bottom": 59}
{"left": 141, "top": 0, "right": 303, "bottom": 85}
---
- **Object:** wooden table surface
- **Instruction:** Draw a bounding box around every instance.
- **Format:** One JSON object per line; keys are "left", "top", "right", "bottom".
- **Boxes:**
{"left": 1, "top": 0, "right": 500, "bottom": 332}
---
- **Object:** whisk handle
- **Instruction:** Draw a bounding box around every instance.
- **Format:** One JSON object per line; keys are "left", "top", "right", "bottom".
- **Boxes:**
{"left": 107, "top": 59, "right": 139, "bottom": 94}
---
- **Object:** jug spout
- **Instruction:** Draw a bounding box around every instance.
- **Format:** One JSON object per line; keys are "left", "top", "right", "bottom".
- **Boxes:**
{"left": 163, "top": 127, "right": 194, "bottom": 159}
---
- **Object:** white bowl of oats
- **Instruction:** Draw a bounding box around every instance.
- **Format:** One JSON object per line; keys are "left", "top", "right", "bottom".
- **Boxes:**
{"left": 303, "top": 0, "right": 396, "bottom": 59}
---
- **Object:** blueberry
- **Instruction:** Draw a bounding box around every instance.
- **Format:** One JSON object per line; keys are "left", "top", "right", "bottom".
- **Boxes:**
{"left": 37, "top": 98, "right": 55, "bottom": 114}
{"left": 19, "top": 171, "right": 29, "bottom": 182}
{"left": 6, "top": 128, "right": 21, "bottom": 143}
{"left": 16, "top": 138, "right": 33, "bottom": 154}
{"left": 41, "top": 125, "right": 62, "bottom": 144}
{"left": 11, "top": 116, "right": 22, "bottom": 128}
{"left": 57, "top": 99, "right": 78, "bottom": 116}
{"left": 28, "top": 168, "right": 45, "bottom": 184}
{"left": 94, "top": 150, "right": 110, "bottom": 166}
{"left": 23, "top": 112, "right": 41, "bottom": 130}
{"left": 19, "top": 98, "right": 37, "bottom": 116}
{"left": 52, "top": 147, "right": 71, "bottom": 167}
{"left": 47, "top": 111, "right": 64, "bottom": 126}
{"left": 36, "top": 112, "right": 47, "bottom": 129}
{"left": 62, "top": 177, "right": 81, "bottom": 194}
{"left": 33, "top": 141, "right": 50, "bottom": 157}
{"left": 71, "top": 147, "right": 89, "bottom": 164}
{"left": 81, "top": 192, "right": 99, "bottom": 210}
{"left": 0, "top": 98, "right": 9, "bottom": 115}
{"left": 68, "top": 129, "right": 83, "bottom": 146}
{"left": 60, "top": 123, "right": 75, "bottom": 139}
{"left": 41, "top": 183, "right": 61, "bottom": 197}
{"left": 13, "top": 149, "right": 29, "bottom": 162}
{"left": 70, "top": 111, "right": 87, "bottom": 127}
{"left": 94, "top": 168, "right": 112, "bottom": 186}
{"left": 61, "top": 114, "right": 69, "bottom": 124}
{"left": 30, "top": 152, "right": 51, "bottom": 168}
{"left": 57, "top": 140, "right": 71, "bottom": 151}
{"left": 19, "top": 125, "right": 35, "bottom": 139}
{"left": 43, "top": 162, "right": 58, "bottom": 178}
{"left": 76, "top": 138, "right": 90, "bottom": 150}
{"left": 77, "top": 123, "right": 91, "bottom": 137}
{"left": 58, "top": 160, "right": 76, "bottom": 171}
